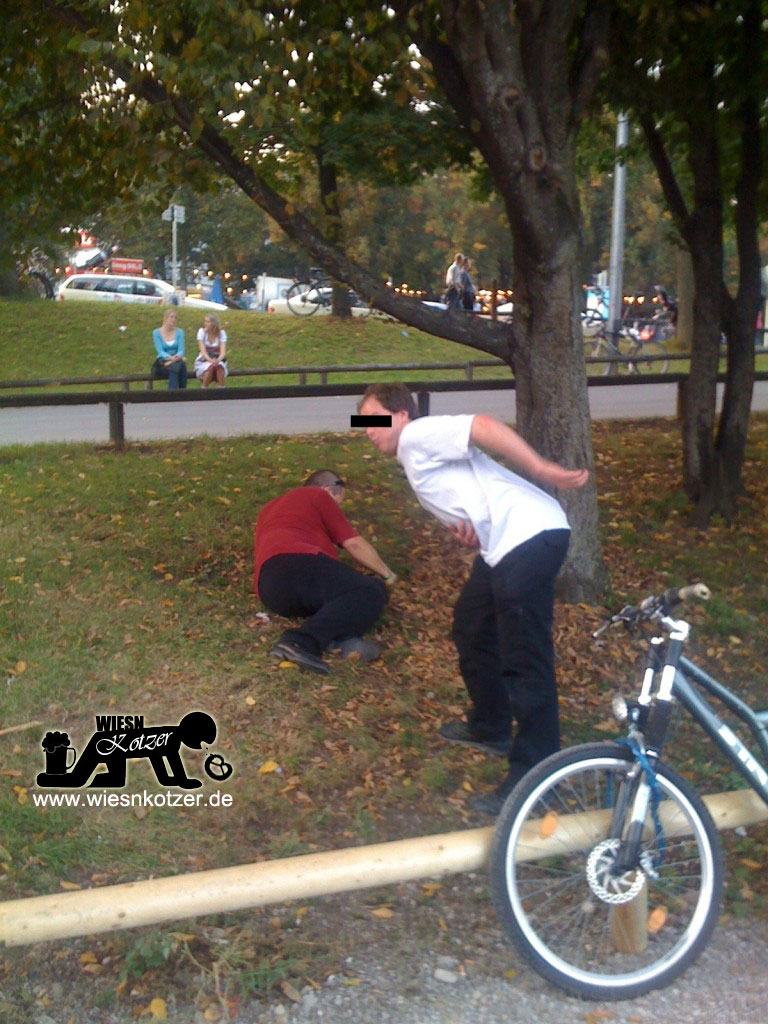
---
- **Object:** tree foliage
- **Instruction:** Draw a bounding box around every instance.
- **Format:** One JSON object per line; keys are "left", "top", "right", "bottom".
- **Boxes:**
{"left": 1, "top": 0, "right": 615, "bottom": 596}
{"left": 608, "top": 0, "right": 768, "bottom": 523}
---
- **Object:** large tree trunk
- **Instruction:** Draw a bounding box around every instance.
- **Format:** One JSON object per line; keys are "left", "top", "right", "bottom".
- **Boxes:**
{"left": 317, "top": 152, "right": 352, "bottom": 319}
{"left": 714, "top": 0, "right": 762, "bottom": 519}
{"left": 514, "top": 256, "right": 607, "bottom": 598}
{"left": 414, "top": 0, "right": 611, "bottom": 600}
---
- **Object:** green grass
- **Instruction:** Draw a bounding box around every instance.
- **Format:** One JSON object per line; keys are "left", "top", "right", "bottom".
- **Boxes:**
{"left": 0, "top": 296, "right": 510, "bottom": 390}
{"left": 3, "top": 415, "right": 768, "bottom": 1015}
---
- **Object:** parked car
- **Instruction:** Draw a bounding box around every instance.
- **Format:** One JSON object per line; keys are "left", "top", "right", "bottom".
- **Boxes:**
{"left": 56, "top": 273, "right": 228, "bottom": 311}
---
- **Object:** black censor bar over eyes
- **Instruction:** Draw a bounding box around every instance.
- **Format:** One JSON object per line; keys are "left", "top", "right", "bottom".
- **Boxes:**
{"left": 351, "top": 415, "right": 392, "bottom": 427}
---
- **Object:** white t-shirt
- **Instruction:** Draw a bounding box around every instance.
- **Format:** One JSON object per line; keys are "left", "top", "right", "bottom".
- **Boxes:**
{"left": 396, "top": 415, "right": 569, "bottom": 567}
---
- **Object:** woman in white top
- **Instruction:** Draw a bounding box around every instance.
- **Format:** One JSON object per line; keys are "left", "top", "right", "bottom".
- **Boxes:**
{"left": 194, "top": 314, "right": 228, "bottom": 387}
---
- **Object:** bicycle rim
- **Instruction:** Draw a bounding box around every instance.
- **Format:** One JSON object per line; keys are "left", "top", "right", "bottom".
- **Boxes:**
{"left": 490, "top": 744, "right": 723, "bottom": 1000}
{"left": 286, "top": 281, "right": 318, "bottom": 316}
{"left": 633, "top": 340, "right": 668, "bottom": 373}
{"left": 589, "top": 339, "right": 619, "bottom": 376}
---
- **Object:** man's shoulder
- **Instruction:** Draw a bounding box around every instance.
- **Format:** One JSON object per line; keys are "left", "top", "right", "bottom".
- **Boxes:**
{"left": 398, "top": 414, "right": 474, "bottom": 460}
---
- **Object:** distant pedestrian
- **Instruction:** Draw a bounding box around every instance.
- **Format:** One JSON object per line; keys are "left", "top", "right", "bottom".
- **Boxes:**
{"left": 445, "top": 252, "right": 464, "bottom": 311}
{"left": 151, "top": 309, "right": 187, "bottom": 390}
{"left": 461, "top": 257, "right": 476, "bottom": 311}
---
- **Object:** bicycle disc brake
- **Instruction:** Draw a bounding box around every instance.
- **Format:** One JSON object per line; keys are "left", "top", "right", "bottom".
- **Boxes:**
{"left": 585, "top": 838, "right": 647, "bottom": 904}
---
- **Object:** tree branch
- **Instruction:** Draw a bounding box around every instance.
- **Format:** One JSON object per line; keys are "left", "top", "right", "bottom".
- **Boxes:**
{"left": 638, "top": 111, "right": 692, "bottom": 243}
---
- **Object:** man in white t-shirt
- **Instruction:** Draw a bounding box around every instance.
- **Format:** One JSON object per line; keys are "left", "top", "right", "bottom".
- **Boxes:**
{"left": 357, "top": 383, "right": 589, "bottom": 815}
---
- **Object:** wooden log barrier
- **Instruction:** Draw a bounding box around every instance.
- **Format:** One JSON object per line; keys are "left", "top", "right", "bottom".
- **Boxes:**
{"left": 1, "top": 788, "right": 766, "bottom": 947}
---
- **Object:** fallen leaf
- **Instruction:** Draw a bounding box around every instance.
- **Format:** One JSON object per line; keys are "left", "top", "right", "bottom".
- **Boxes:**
{"left": 739, "top": 857, "right": 763, "bottom": 870}
{"left": 149, "top": 996, "right": 168, "bottom": 1021}
{"left": 258, "top": 760, "right": 279, "bottom": 774}
{"left": 280, "top": 980, "right": 301, "bottom": 1003}
{"left": 203, "top": 1006, "right": 222, "bottom": 1022}
{"left": 539, "top": 811, "right": 558, "bottom": 839}
{"left": 59, "top": 880, "right": 81, "bottom": 891}
{"left": 79, "top": 951, "right": 98, "bottom": 965}
{"left": 371, "top": 905, "right": 394, "bottom": 918}
{"left": 244, "top": 695, "right": 256, "bottom": 706}
{"left": 278, "top": 661, "right": 298, "bottom": 669}
{"left": 647, "top": 907, "right": 667, "bottom": 934}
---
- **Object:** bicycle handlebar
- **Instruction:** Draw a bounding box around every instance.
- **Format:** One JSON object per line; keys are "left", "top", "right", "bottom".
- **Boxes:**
{"left": 593, "top": 583, "right": 711, "bottom": 638}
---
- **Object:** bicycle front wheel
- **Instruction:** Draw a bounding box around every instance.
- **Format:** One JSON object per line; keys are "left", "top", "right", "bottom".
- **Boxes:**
{"left": 286, "top": 281, "right": 319, "bottom": 316}
{"left": 489, "top": 743, "right": 724, "bottom": 1000}
{"left": 632, "top": 341, "right": 669, "bottom": 374}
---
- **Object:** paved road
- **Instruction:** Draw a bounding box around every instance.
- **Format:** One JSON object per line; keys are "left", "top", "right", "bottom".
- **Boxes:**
{"left": 2, "top": 381, "right": 768, "bottom": 446}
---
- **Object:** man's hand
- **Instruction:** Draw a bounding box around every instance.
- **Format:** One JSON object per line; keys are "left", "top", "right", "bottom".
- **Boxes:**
{"left": 537, "top": 464, "right": 589, "bottom": 490}
{"left": 448, "top": 520, "right": 480, "bottom": 548}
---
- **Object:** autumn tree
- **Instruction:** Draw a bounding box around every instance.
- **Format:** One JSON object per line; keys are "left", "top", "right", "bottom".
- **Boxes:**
{"left": 610, "top": 0, "right": 767, "bottom": 524}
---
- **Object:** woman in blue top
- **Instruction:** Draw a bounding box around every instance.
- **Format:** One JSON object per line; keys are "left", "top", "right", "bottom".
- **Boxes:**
{"left": 152, "top": 309, "right": 188, "bottom": 389}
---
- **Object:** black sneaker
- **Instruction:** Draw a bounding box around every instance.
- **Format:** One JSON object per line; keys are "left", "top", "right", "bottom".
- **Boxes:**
{"left": 327, "top": 637, "right": 381, "bottom": 663}
{"left": 438, "top": 719, "right": 511, "bottom": 757}
{"left": 471, "top": 762, "right": 530, "bottom": 816}
{"left": 270, "top": 640, "right": 330, "bottom": 675}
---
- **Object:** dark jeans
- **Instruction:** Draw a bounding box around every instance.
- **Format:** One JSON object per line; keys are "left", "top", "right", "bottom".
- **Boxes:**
{"left": 258, "top": 553, "right": 388, "bottom": 655}
{"left": 451, "top": 529, "right": 570, "bottom": 768}
{"left": 152, "top": 357, "right": 188, "bottom": 390}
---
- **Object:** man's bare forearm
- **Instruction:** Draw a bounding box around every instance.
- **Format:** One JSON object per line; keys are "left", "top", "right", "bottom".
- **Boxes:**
{"left": 470, "top": 415, "right": 589, "bottom": 490}
{"left": 342, "top": 535, "right": 396, "bottom": 582}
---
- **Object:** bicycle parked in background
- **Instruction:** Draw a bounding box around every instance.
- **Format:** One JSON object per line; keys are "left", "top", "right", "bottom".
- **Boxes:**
{"left": 286, "top": 268, "right": 370, "bottom": 318}
{"left": 583, "top": 285, "right": 674, "bottom": 375}
{"left": 490, "top": 583, "right": 768, "bottom": 1000}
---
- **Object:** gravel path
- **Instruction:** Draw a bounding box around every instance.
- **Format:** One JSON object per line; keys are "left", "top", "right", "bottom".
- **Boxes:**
{"left": 14, "top": 871, "right": 766, "bottom": 1024}
{"left": 245, "top": 921, "right": 766, "bottom": 1024}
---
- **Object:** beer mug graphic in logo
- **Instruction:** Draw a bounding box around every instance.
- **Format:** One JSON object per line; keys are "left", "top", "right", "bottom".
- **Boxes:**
{"left": 41, "top": 731, "right": 77, "bottom": 775}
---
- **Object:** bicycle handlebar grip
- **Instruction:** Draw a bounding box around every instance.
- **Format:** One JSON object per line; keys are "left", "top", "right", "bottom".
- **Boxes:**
{"left": 664, "top": 583, "right": 711, "bottom": 607}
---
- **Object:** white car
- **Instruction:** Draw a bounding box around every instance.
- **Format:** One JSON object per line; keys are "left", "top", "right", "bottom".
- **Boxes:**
{"left": 56, "top": 273, "right": 228, "bottom": 311}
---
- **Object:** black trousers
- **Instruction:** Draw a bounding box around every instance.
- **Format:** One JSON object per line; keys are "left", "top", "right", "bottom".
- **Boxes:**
{"left": 451, "top": 529, "right": 570, "bottom": 768}
{"left": 258, "top": 553, "right": 388, "bottom": 655}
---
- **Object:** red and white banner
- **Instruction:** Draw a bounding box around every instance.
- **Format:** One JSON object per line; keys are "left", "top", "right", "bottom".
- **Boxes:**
{"left": 110, "top": 257, "right": 144, "bottom": 275}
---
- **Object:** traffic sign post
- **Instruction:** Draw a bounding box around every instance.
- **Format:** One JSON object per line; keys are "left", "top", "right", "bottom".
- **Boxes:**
{"left": 161, "top": 205, "right": 186, "bottom": 288}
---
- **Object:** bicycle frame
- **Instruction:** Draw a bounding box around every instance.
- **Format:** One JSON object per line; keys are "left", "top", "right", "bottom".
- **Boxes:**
{"left": 673, "top": 655, "right": 768, "bottom": 806}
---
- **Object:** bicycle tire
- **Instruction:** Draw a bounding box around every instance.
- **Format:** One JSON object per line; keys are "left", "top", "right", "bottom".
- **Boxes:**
{"left": 286, "top": 280, "right": 319, "bottom": 316}
{"left": 631, "top": 340, "right": 669, "bottom": 374}
{"left": 589, "top": 337, "right": 623, "bottom": 377}
{"left": 489, "top": 743, "right": 724, "bottom": 1000}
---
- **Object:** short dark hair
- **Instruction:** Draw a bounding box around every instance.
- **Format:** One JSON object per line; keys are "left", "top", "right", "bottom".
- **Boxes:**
{"left": 358, "top": 383, "right": 417, "bottom": 420}
{"left": 304, "top": 469, "right": 345, "bottom": 489}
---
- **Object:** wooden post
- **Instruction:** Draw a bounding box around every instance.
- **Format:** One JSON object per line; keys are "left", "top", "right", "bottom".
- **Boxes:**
{"left": 108, "top": 400, "right": 125, "bottom": 450}
{"left": 610, "top": 883, "right": 648, "bottom": 954}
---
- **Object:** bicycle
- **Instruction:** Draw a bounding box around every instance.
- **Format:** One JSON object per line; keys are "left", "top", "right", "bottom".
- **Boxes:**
{"left": 489, "top": 583, "right": 768, "bottom": 1000}
{"left": 286, "top": 268, "right": 370, "bottom": 318}
{"left": 16, "top": 247, "right": 55, "bottom": 299}
{"left": 587, "top": 320, "right": 670, "bottom": 375}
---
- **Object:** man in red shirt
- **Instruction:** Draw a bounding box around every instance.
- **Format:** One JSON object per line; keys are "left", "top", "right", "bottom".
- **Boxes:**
{"left": 254, "top": 469, "right": 396, "bottom": 674}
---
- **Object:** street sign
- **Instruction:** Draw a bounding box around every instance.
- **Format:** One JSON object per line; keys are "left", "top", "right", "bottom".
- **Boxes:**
{"left": 161, "top": 204, "right": 186, "bottom": 223}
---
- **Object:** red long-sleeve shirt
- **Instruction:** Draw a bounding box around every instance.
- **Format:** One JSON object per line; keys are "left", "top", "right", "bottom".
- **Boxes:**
{"left": 252, "top": 487, "right": 358, "bottom": 597}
